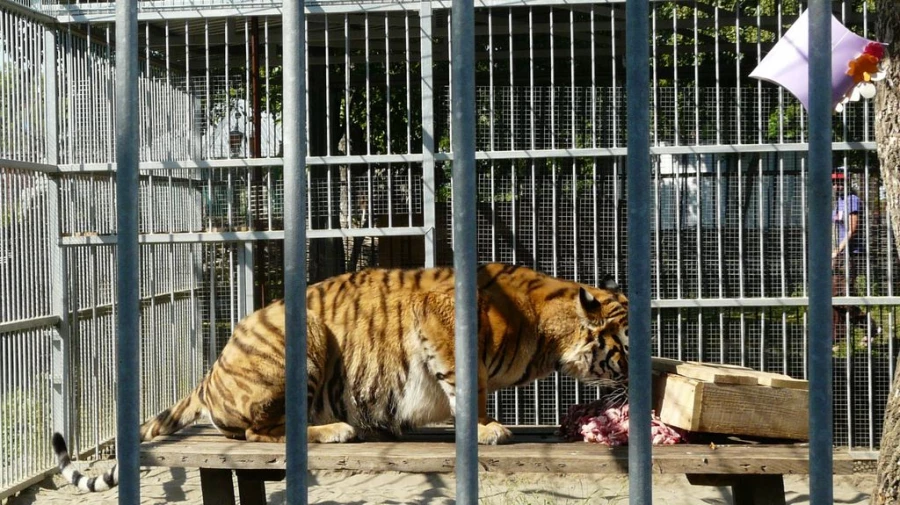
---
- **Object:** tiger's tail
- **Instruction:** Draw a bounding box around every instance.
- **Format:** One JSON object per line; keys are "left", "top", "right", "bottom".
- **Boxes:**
{"left": 51, "top": 433, "right": 119, "bottom": 492}
{"left": 137, "top": 386, "right": 205, "bottom": 441}
{"left": 52, "top": 386, "right": 205, "bottom": 492}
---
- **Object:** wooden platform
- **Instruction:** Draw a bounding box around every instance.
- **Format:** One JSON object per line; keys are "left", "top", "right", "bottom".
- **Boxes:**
{"left": 138, "top": 425, "right": 854, "bottom": 505}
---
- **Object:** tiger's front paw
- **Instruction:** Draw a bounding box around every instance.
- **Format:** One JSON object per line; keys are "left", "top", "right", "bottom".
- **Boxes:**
{"left": 308, "top": 422, "right": 358, "bottom": 443}
{"left": 477, "top": 420, "right": 513, "bottom": 445}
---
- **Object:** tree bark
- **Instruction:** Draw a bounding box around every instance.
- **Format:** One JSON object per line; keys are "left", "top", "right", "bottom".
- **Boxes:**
{"left": 872, "top": 2, "right": 900, "bottom": 502}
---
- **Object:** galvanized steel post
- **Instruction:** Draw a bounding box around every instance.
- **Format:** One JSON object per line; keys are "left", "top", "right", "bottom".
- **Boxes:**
{"left": 420, "top": 0, "right": 437, "bottom": 269}
{"left": 283, "top": 0, "right": 309, "bottom": 504}
{"left": 46, "top": 24, "right": 71, "bottom": 444}
{"left": 450, "top": 0, "right": 478, "bottom": 502}
{"left": 807, "top": 1, "right": 834, "bottom": 502}
{"left": 626, "top": 0, "right": 652, "bottom": 503}
{"left": 115, "top": 0, "right": 140, "bottom": 504}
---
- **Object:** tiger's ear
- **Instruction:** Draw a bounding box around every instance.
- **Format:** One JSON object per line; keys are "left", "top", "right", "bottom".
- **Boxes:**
{"left": 600, "top": 274, "right": 619, "bottom": 292}
{"left": 576, "top": 287, "right": 602, "bottom": 320}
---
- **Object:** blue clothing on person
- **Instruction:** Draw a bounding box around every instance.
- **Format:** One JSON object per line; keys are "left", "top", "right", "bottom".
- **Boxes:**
{"left": 833, "top": 193, "right": 863, "bottom": 255}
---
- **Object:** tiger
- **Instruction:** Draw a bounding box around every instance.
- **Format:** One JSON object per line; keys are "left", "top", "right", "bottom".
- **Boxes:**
{"left": 51, "top": 262, "right": 629, "bottom": 492}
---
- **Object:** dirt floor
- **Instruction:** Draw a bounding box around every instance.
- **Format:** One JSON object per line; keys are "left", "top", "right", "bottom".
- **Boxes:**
{"left": 3, "top": 461, "right": 877, "bottom": 505}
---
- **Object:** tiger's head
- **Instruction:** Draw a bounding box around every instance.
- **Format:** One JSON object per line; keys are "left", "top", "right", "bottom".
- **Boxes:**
{"left": 557, "top": 275, "right": 629, "bottom": 390}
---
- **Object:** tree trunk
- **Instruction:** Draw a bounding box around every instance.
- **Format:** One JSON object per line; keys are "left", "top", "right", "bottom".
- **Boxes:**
{"left": 872, "top": 2, "right": 900, "bottom": 502}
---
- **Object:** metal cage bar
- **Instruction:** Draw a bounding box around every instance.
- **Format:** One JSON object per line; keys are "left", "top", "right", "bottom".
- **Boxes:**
{"left": 808, "top": 1, "right": 834, "bottom": 502}
{"left": 282, "top": 0, "right": 309, "bottom": 503}
{"left": 114, "top": 1, "right": 141, "bottom": 504}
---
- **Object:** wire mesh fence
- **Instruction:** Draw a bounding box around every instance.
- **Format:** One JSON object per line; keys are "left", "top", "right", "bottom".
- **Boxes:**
{"left": 0, "top": 0, "right": 894, "bottom": 497}
{"left": 0, "top": 6, "right": 46, "bottom": 164}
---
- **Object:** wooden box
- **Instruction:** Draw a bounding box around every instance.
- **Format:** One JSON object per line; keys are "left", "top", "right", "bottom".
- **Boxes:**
{"left": 651, "top": 358, "right": 810, "bottom": 441}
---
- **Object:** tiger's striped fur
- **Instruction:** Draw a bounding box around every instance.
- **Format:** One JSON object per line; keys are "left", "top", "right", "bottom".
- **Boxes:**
{"left": 52, "top": 263, "right": 629, "bottom": 491}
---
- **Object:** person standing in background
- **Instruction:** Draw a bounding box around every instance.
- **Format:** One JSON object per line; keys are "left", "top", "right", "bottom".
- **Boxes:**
{"left": 832, "top": 166, "right": 865, "bottom": 346}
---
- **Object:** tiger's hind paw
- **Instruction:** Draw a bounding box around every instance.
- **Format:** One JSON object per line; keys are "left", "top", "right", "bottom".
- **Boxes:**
{"left": 477, "top": 420, "right": 513, "bottom": 445}
{"left": 308, "top": 422, "right": 358, "bottom": 443}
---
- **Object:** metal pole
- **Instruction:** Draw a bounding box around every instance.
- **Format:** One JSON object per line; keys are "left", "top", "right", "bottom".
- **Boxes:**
{"left": 250, "top": 16, "right": 266, "bottom": 309}
{"left": 420, "top": 0, "right": 436, "bottom": 268}
{"left": 626, "top": 0, "right": 652, "bottom": 503}
{"left": 807, "top": 1, "right": 833, "bottom": 503}
{"left": 46, "top": 24, "right": 72, "bottom": 445}
{"left": 115, "top": 0, "right": 140, "bottom": 504}
{"left": 450, "top": 0, "right": 477, "bottom": 502}
{"left": 283, "top": 0, "right": 309, "bottom": 504}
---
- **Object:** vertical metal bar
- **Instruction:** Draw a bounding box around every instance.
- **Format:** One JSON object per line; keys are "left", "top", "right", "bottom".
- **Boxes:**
{"left": 46, "top": 23, "right": 71, "bottom": 443}
{"left": 691, "top": 6, "right": 699, "bottom": 145}
{"left": 115, "top": 0, "right": 140, "bottom": 503}
{"left": 1, "top": 11, "right": 7, "bottom": 160}
{"left": 91, "top": 246, "right": 102, "bottom": 441}
{"left": 609, "top": 6, "right": 618, "bottom": 150}
{"left": 265, "top": 19, "right": 274, "bottom": 225}
{"left": 509, "top": 8, "right": 517, "bottom": 268}
{"left": 756, "top": 6, "right": 763, "bottom": 145}
{"left": 344, "top": 14, "right": 353, "bottom": 230}
{"left": 550, "top": 8, "right": 555, "bottom": 152}
{"left": 12, "top": 11, "right": 21, "bottom": 159}
{"left": 283, "top": 0, "right": 309, "bottom": 503}
{"left": 865, "top": 162, "right": 874, "bottom": 450}
{"left": 801, "top": 157, "right": 808, "bottom": 377}
{"left": 144, "top": 22, "right": 151, "bottom": 162}
{"left": 626, "top": 0, "right": 651, "bottom": 503}
{"left": 653, "top": 161, "right": 662, "bottom": 356}
{"left": 671, "top": 6, "right": 679, "bottom": 146}
{"left": 552, "top": 163, "right": 558, "bottom": 277}
{"left": 365, "top": 13, "right": 372, "bottom": 155}
{"left": 1, "top": 333, "right": 6, "bottom": 486}
{"left": 650, "top": 7, "right": 658, "bottom": 145}
{"left": 325, "top": 15, "right": 332, "bottom": 156}
{"left": 712, "top": 5, "right": 721, "bottom": 144}
{"left": 529, "top": 4, "right": 536, "bottom": 269}
{"left": 62, "top": 25, "right": 71, "bottom": 165}
{"left": 385, "top": 14, "right": 392, "bottom": 156}
{"left": 238, "top": 244, "right": 254, "bottom": 319}
{"left": 406, "top": 11, "right": 412, "bottom": 158}
{"left": 758, "top": 156, "right": 766, "bottom": 370}
{"left": 264, "top": 17, "right": 271, "bottom": 158}
{"left": 776, "top": 3, "right": 785, "bottom": 145}
{"left": 420, "top": 1, "right": 436, "bottom": 268}
{"left": 569, "top": 9, "right": 578, "bottom": 285}
{"left": 450, "top": 0, "right": 477, "bottom": 501}
{"left": 224, "top": 19, "right": 232, "bottom": 159}
{"left": 165, "top": 21, "right": 172, "bottom": 160}
{"left": 528, "top": 11, "right": 540, "bottom": 426}
{"left": 590, "top": 5, "right": 598, "bottom": 287}
{"left": 808, "top": 0, "right": 833, "bottom": 501}
{"left": 780, "top": 154, "right": 788, "bottom": 374}
{"left": 204, "top": 20, "right": 211, "bottom": 162}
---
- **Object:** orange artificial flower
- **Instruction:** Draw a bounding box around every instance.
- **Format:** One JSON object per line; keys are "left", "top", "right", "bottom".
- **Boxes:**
{"left": 847, "top": 53, "right": 880, "bottom": 84}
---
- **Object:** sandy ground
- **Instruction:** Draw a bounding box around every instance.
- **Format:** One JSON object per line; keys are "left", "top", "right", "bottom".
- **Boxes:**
{"left": 3, "top": 462, "right": 876, "bottom": 505}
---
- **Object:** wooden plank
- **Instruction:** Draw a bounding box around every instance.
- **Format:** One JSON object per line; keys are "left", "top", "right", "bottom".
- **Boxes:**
{"left": 654, "top": 373, "right": 809, "bottom": 440}
{"left": 720, "top": 368, "right": 808, "bottom": 390}
{"left": 139, "top": 426, "right": 853, "bottom": 476}
{"left": 651, "top": 357, "right": 760, "bottom": 386}
{"left": 709, "top": 363, "right": 809, "bottom": 390}
{"left": 652, "top": 357, "right": 808, "bottom": 390}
